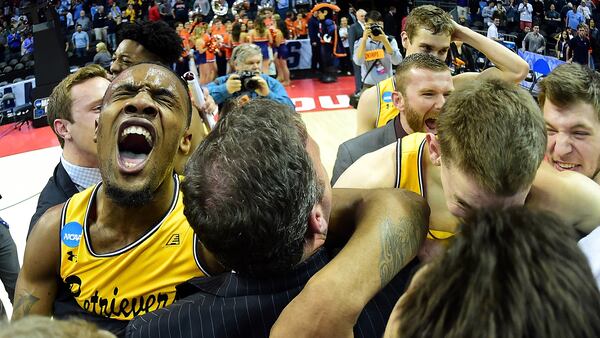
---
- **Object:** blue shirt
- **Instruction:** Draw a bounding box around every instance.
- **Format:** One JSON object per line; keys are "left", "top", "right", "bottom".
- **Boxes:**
{"left": 71, "top": 31, "right": 89, "bottom": 48}
{"left": 208, "top": 74, "right": 295, "bottom": 108}
{"left": 567, "top": 10, "right": 584, "bottom": 30}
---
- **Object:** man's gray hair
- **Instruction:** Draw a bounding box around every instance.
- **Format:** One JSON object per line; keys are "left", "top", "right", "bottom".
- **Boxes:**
{"left": 231, "top": 43, "right": 262, "bottom": 66}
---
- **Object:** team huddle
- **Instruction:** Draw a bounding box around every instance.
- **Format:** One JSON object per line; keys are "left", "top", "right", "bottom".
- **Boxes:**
{"left": 4, "top": 4, "right": 600, "bottom": 338}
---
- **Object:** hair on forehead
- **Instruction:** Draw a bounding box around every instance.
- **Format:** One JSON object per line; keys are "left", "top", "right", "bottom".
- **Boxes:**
{"left": 394, "top": 53, "right": 450, "bottom": 93}
{"left": 405, "top": 5, "right": 454, "bottom": 41}
{"left": 107, "top": 62, "right": 192, "bottom": 128}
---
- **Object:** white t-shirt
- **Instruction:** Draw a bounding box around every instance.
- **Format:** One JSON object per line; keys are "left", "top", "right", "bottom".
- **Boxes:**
{"left": 487, "top": 24, "right": 499, "bottom": 40}
{"left": 518, "top": 3, "right": 533, "bottom": 22}
{"left": 579, "top": 226, "right": 600, "bottom": 290}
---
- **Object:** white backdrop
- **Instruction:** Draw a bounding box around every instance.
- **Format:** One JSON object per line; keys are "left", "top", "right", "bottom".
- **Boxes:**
{"left": 285, "top": 39, "right": 312, "bottom": 70}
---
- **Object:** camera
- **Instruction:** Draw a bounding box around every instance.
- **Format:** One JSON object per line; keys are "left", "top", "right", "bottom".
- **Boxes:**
{"left": 370, "top": 24, "right": 383, "bottom": 37}
{"left": 238, "top": 71, "right": 261, "bottom": 91}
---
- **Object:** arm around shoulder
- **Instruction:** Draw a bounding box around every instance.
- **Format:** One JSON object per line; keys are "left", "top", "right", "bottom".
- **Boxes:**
{"left": 529, "top": 164, "right": 600, "bottom": 234}
{"left": 334, "top": 142, "right": 397, "bottom": 189}
{"left": 271, "top": 188, "right": 429, "bottom": 337}
{"left": 13, "top": 204, "right": 62, "bottom": 320}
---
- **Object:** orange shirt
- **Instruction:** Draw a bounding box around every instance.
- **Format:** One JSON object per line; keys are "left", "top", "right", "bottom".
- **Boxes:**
{"left": 285, "top": 18, "right": 296, "bottom": 38}
{"left": 222, "top": 33, "right": 233, "bottom": 59}
{"left": 196, "top": 33, "right": 215, "bottom": 60}
{"left": 179, "top": 30, "right": 191, "bottom": 56}
{"left": 210, "top": 25, "right": 227, "bottom": 37}
{"left": 295, "top": 18, "right": 308, "bottom": 36}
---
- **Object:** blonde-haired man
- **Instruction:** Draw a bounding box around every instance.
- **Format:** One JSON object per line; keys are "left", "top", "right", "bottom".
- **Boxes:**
{"left": 29, "top": 65, "right": 110, "bottom": 234}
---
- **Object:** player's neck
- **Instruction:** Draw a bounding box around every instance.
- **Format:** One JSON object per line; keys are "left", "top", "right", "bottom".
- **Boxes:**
{"left": 63, "top": 144, "right": 98, "bottom": 168}
{"left": 95, "top": 174, "right": 177, "bottom": 237}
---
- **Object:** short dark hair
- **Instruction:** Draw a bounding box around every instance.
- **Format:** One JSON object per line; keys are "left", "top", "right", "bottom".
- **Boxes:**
{"left": 118, "top": 21, "right": 183, "bottom": 65}
{"left": 182, "top": 99, "right": 322, "bottom": 276}
{"left": 395, "top": 207, "right": 600, "bottom": 338}
{"left": 366, "top": 10, "right": 382, "bottom": 22}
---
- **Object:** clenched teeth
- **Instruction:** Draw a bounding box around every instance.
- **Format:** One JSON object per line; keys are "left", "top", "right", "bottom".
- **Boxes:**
{"left": 556, "top": 162, "right": 577, "bottom": 169}
{"left": 121, "top": 126, "right": 153, "bottom": 146}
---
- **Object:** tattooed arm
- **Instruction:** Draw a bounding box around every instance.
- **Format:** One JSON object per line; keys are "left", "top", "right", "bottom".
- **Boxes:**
{"left": 271, "top": 188, "right": 429, "bottom": 337}
{"left": 13, "top": 204, "right": 62, "bottom": 320}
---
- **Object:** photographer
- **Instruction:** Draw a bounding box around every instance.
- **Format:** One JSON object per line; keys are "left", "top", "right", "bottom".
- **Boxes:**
{"left": 207, "top": 44, "right": 294, "bottom": 108}
{"left": 353, "top": 10, "right": 402, "bottom": 89}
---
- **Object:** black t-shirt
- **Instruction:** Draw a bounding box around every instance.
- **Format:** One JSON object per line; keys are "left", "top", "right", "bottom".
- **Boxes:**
{"left": 174, "top": 2, "right": 187, "bottom": 21}
{"left": 569, "top": 36, "right": 590, "bottom": 65}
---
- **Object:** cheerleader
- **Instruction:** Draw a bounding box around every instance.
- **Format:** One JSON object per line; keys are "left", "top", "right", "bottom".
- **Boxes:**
{"left": 295, "top": 12, "right": 308, "bottom": 39}
{"left": 239, "top": 22, "right": 249, "bottom": 42}
{"left": 248, "top": 18, "right": 273, "bottom": 74}
{"left": 285, "top": 11, "right": 297, "bottom": 39}
{"left": 211, "top": 18, "right": 228, "bottom": 76}
{"left": 193, "top": 24, "right": 216, "bottom": 84}
{"left": 274, "top": 20, "right": 291, "bottom": 86}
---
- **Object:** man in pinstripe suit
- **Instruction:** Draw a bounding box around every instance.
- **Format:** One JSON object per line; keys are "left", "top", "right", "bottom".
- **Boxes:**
{"left": 126, "top": 99, "right": 429, "bottom": 338}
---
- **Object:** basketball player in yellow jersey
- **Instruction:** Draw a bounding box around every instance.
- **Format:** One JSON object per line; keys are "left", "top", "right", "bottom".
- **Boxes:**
{"left": 355, "top": 5, "right": 530, "bottom": 135}
{"left": 337, "top": 79, "right": 600, "bottom": 260}
{"left": 14, "top": 63, "right": 430, "bottom": 337}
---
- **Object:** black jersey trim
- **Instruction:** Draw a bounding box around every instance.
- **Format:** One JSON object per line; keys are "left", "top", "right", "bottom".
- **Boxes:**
{"left": 83, "top": 173, "right": 180, "bottom": 258}
{"left": 193, "top": 233, "right": 211, "bottom": 277}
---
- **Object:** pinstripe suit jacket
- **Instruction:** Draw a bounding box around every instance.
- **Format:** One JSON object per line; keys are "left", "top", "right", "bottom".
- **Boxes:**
{"left": 126, "top": 249, "right": 418, "bottom": 338}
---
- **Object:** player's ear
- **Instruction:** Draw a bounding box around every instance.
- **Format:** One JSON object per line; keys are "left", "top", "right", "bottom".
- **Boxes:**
{"left": 426, "top": 133, "right": 442, "bottom": 166}
{"left": 392, "top": 90, "right": 404, "bottom": 111}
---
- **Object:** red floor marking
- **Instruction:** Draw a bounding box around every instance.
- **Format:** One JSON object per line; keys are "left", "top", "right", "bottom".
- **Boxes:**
{"left": 0, "top": 77, "right": 356, "bottom": 157}
{"left": 0, "top": 124, "right": 59, "bottom": 158}
{"left": 287, "top": 75, "right": 355, "bottom": 112}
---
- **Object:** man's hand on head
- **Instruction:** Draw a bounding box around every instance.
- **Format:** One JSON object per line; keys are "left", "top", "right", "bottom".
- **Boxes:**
{"left": 450, "top": 19, "right": 467, "bottom": 42}
{"left": 226, "top": 74, "right": 242, "bottom": 94}
{"left": 254, "top": 76, "right": 270, "bottom": 97}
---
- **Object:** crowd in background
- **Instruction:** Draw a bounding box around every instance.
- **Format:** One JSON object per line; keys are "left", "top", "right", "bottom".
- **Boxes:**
{"left": 464, "top": 0, "right": 600, "bottom": 67}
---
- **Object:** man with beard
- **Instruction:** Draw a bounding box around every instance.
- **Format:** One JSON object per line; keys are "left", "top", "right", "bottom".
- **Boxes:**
{"left": 109, "top": 20, "right": 216, "bottom": 173}
{"left": 331, "top": 53, "right": 453, "bottom": 184}
{"left": 335, "top": 78, "right": 600, "bottom": 260}
{"left": 14, "top": 63, "right": 431, "bottom": 337}
{"left": 355, "top": 5, "right": 528, "bottom": 135}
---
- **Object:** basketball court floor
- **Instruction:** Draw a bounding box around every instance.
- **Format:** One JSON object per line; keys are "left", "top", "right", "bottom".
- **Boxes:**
{"left": 0, "top": 75, "right": 358, "bottom": 315}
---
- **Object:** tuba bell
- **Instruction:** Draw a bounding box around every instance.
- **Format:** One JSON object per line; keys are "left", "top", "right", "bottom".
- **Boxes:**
{"left": 231, "top": 0, "right": 248, "bottom": 16}
{"left": 211, "top": 0, "right": 229, "bottom": 16}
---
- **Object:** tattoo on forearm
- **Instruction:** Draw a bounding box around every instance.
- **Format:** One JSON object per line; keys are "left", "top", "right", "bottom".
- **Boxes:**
{"left": 13, "top": 292, "right": 40, "bottom": 318}
{"left": 379, "top": 218, "right": 421, "bottom": 287}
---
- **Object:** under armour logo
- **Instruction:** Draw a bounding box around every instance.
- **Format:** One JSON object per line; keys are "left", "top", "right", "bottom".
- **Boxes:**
{"left": 166, "top": 234, "right": 180, "bottom": 246}
{"left": 67, "top": 251, "right": 77, "bottom": 262}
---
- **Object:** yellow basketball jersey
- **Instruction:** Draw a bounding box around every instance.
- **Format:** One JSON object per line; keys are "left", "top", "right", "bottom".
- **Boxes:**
{"left": 375, "top": 77, "right": 399, "bottom": 128}
{"left": 59, "top": 174, "right": 207, "bottom": 321}
{"left": 394, "top": 133, "right": 454, "bottom": 240}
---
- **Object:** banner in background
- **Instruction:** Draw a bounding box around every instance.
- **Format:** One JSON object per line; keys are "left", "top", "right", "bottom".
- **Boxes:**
{"left": 285, "top": 39, "right": 312, "bottom": 70}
